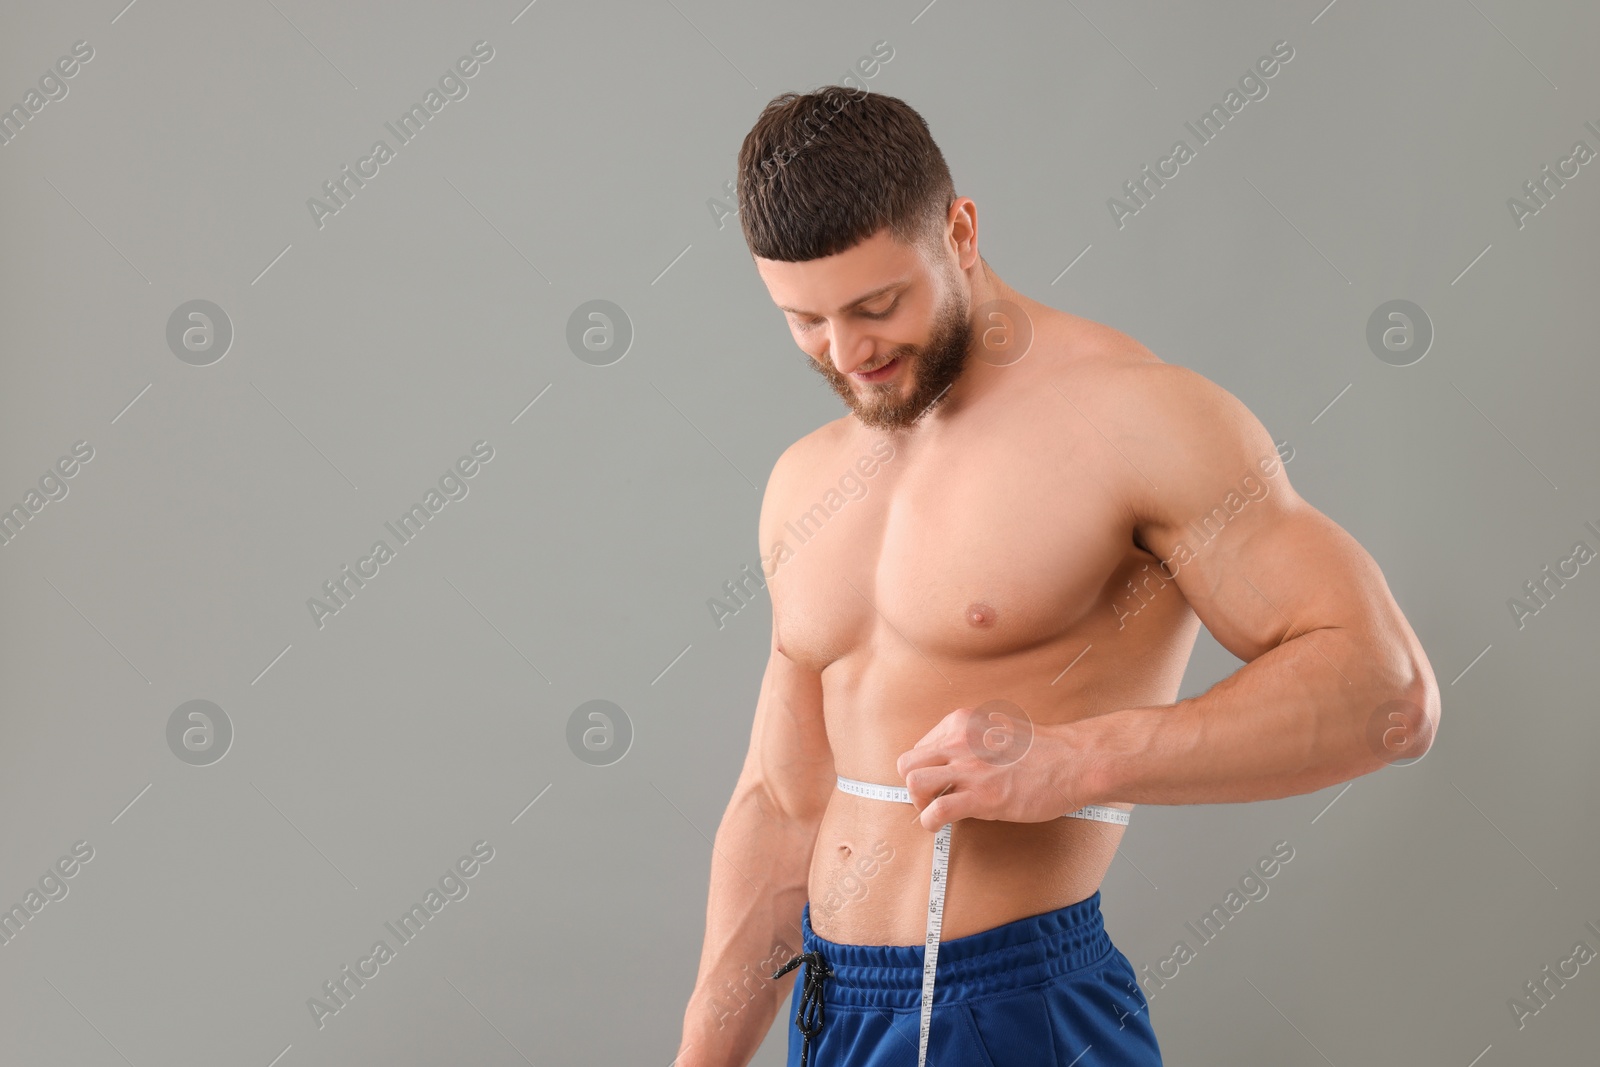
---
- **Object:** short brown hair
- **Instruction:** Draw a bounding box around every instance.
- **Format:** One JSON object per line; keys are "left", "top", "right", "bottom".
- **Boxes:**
{"left": 737, "top": 87, "right": 956, "bottom": 263}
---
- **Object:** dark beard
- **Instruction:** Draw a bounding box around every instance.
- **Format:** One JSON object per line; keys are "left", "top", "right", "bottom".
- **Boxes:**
{"left": 805, "top": 281, "right": 973, "bottom": 431}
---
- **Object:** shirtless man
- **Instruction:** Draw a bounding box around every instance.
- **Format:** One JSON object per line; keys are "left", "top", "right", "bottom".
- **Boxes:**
{"left": 676, "top": 87, "right": 1440, "bottom": 1067}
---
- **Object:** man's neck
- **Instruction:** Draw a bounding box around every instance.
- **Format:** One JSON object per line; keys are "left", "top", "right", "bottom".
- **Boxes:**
{"left": 911, "top": 265, "right": 1028, "bottom": 437}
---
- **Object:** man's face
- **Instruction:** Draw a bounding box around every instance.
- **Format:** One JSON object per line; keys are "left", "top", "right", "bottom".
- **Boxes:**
{"left": 755, "top": 228, "right": 973, "bottom": 431}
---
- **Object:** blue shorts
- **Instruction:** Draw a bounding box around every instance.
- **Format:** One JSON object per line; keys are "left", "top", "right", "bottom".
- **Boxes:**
{"left": 782, "top": 890, "right": 1163, "bottom": 1066}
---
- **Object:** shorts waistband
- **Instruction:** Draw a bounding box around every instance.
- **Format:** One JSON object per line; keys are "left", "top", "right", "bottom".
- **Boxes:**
{"left": 798, "top": 890, "right": 1114, "bottom": 1010}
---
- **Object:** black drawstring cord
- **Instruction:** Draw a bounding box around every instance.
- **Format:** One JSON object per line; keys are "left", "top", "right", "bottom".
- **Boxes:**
{"left": 773, "top": 949, "right": 833, "bottom": 1067}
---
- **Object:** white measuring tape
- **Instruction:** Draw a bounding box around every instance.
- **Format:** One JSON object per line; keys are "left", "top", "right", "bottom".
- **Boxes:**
{"left": 834, "top": 774, "right": 1130, "bottom": 1067}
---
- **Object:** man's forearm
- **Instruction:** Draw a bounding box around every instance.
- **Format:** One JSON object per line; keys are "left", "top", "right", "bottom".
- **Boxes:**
{"left": 676, "top": 782, "right": 818, "bottom": 1067}
{"left": 1073, "top": 623, "right": 1438, "bottom": 808}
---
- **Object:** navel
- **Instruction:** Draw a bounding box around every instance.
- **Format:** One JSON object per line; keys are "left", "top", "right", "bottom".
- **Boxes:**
{"left": 965, "top": 601, "right": 997, "bottom": 627}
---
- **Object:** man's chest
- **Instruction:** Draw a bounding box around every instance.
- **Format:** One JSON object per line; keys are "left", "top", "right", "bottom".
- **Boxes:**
{"left": 767, "top": 432, "right": 1134, "bottom": 674}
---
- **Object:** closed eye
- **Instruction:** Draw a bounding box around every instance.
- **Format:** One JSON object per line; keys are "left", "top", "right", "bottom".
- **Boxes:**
{"left": 794, "top": 301, "right": 897, "bottom": 330}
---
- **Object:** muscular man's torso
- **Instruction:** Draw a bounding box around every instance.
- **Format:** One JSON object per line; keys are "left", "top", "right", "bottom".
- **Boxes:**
{"left": 771, "top": 309, "right": 1202, "bottom": 945}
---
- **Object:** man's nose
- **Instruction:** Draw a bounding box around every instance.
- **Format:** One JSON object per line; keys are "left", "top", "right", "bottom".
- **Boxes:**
{"left": 826, "top": 322, "right": 875, "bottom": 375}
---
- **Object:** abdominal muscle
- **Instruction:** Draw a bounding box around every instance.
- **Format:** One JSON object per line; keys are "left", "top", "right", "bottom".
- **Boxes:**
{"left": 807, "top": 790, "right": 1126, "bottom": 946}
{"left": 802, "top": 639, "right": 1185, "bottom": 946}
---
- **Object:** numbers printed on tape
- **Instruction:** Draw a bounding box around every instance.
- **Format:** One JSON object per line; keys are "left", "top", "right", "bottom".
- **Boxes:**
{"left": 918, "top": 820, "right": 952, "bottom": 1067}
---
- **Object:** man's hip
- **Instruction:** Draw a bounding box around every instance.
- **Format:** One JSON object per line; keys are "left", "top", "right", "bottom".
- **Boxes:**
{"left": 781, "top": 889, "right": 1163, "bottom": 1066}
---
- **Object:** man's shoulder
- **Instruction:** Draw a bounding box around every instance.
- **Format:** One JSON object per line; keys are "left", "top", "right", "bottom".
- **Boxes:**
{"left": 1042, "top": 317, "right": 1282, "bottom": 509}
{"left": 1047, "top": 318, "right": 1229, "bottom": 432}
{"left": 760, "top": 417, "right": 853, "bottom": 527}
{"left": 767, "top": 416, "right": 851, "bottom": 487}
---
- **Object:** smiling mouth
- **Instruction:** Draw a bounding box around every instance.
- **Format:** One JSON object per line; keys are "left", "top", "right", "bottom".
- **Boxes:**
{"left": 852, "top": 356, "right": 901, "bottom": 382}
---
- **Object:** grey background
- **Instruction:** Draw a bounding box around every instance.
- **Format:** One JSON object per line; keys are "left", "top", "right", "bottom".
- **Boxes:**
{"left": 1, "top": 0, "right": 1596, "bottom": 1064}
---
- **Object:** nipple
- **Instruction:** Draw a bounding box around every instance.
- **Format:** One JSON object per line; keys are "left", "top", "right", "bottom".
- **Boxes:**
{"left": 966, "top": 601, "right": 997, "bottom": 627}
